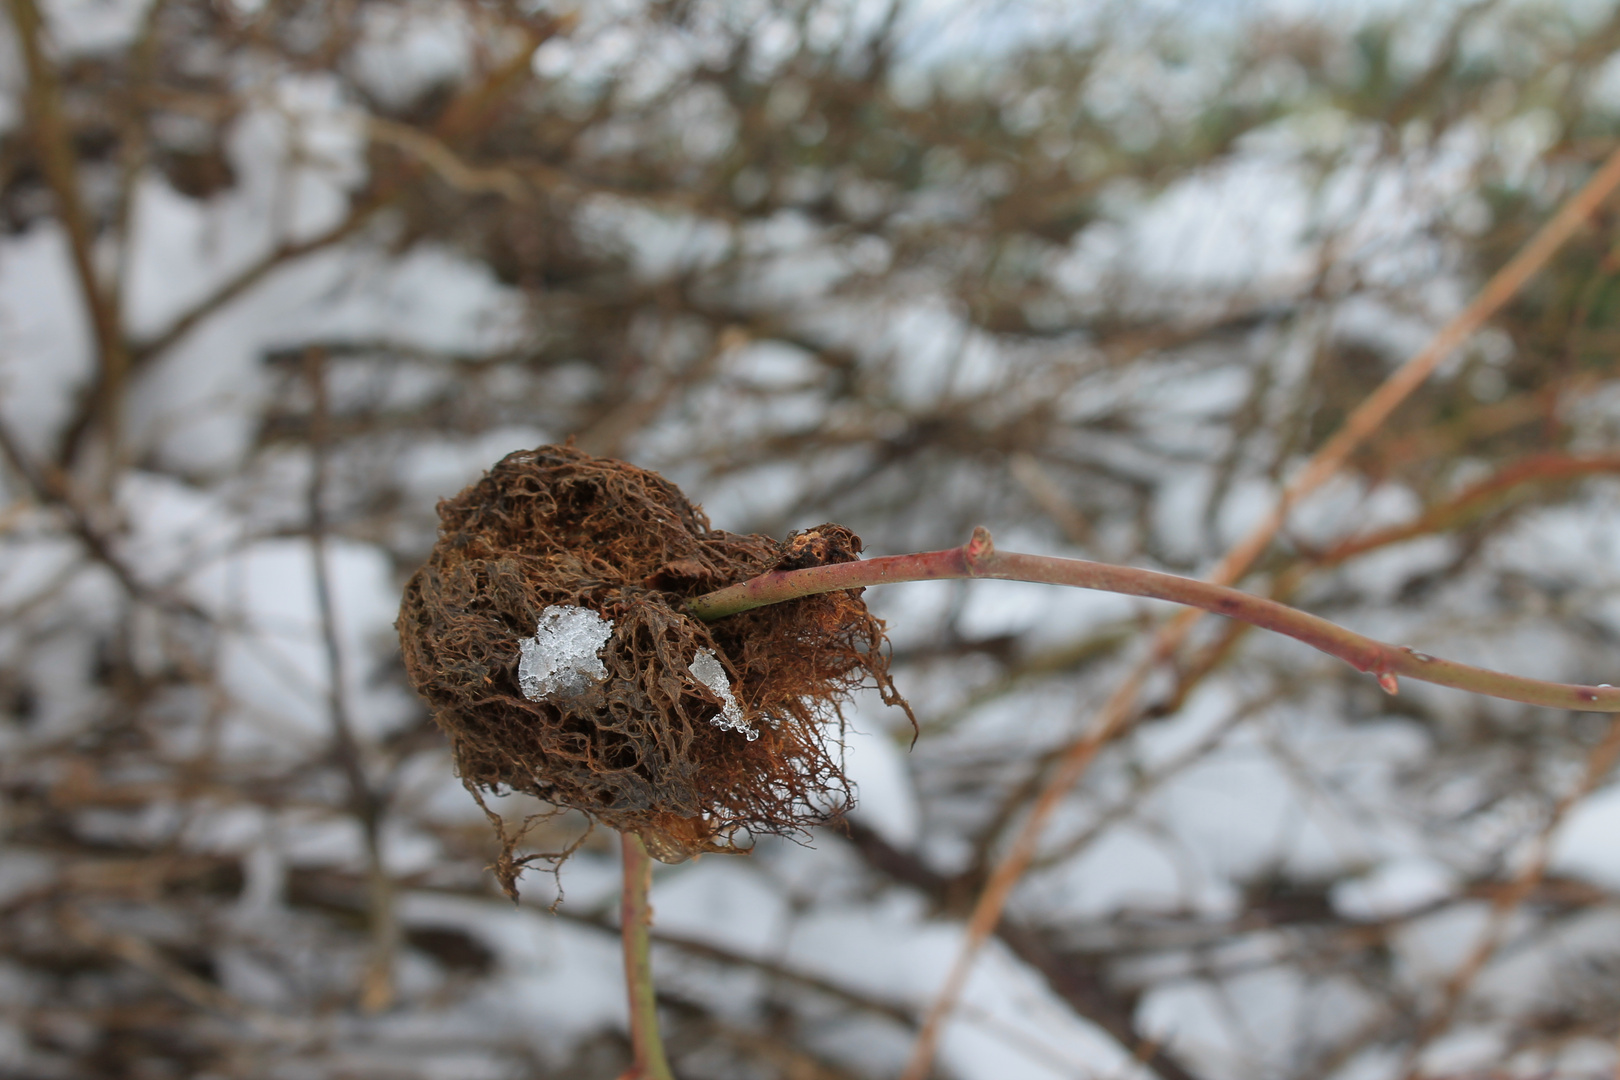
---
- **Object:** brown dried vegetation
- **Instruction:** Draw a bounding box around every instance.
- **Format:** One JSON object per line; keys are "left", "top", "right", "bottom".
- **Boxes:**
{"left": 399, "top": 445, "right": 910, "bottom": 877}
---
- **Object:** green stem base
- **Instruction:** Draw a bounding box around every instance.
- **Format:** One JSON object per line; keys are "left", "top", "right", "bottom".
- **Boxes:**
{"left": 619, "top": 832, "right": 674, "bottom": 1080}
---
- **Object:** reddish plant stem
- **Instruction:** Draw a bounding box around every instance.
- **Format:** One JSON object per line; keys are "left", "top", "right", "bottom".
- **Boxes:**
{"left": 687, "top": 527, "right": 1620, "bottom": 713}
{"left": 619, "top": 833, "right": 674, "bottom": 1080}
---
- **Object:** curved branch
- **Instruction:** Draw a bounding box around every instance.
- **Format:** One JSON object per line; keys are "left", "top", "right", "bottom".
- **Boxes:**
{"left": 687, "top": 527, "right": 1620, "bottom": 713}
{"left": 9, "top": 0, "right": 131, "bottom": 469}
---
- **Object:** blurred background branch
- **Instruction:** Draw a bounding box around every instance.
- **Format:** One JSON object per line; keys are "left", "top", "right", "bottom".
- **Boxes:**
{"left": 7, "top": 1, "right": 1620, "bottom": 1078}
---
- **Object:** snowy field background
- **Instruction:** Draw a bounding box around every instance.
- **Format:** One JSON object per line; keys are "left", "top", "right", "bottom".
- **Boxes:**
{"left": 7, "top": 0, "right": 1620, "bottom": 1077}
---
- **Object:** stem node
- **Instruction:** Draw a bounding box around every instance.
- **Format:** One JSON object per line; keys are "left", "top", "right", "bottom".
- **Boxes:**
{"left": 963, "top": 525, "right": 995, "bottom": 569}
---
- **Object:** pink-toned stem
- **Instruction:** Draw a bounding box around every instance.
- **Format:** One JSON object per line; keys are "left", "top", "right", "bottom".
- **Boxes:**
{"left": 686, "top": 527, "right": 1620, "bottom": 713}
{"left": 618, "top": 833, "right": 674, "bottom": 1080}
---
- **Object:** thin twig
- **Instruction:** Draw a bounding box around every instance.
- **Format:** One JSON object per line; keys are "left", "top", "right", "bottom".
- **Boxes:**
{"left": 58, "top": 906, "right": 310, "bottom": 1042}
{"left": 571, "top": 897, "right": 1119, "bottom": 1078}
{"left": 304, "top": 350, "right": 397, "bottom": 1013}
{"left": 94, "top": 15, "right": 566, "bottom": 461}
{"left": 689, "top": 526, "right": 1620, "bottom": 712}
{"left": 1009, "top": 446, "right": 1620, "bottom": 863}
{"left": 840, "top": 820, "right": 1203, "bottom": 1080}
{"left": 1314, "top": 450, "right": 1620, "bottom": 564}
{"left": 889, "top": 138, "right": 1620, "bottom": 1080}
{"left": 619, "top": 832, "right": 675, "bottom": 1080}
{"left": 110, "top": 0, "right": 169, "bottom": 357}
{"left": 126, "top": 196, "right": 385, "bottom": 370}
{"left": 1395, "top": 710, "right": 1620, "bottom": 1079}
{"left": 1027, "top": 691, "right": 1274, "bottom": 872}
{"left": 0, "top": 415, "right": 209, "bottom": 620}
{"left": 1009, "top": 452, "right": 1092, "bottom": 546}
{"left": 7, "top": 0, "right": 132, "bottom": 482}
{"left": 366, "top": 117, "right": 531, "bottom": 203}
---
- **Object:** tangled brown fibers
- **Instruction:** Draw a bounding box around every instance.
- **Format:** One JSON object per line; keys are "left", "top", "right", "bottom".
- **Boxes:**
{"left": 397, "top": 445, "right": 912, "bottom": 888}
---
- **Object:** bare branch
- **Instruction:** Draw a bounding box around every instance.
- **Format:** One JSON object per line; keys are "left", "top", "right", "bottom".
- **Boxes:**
{"left": 7, "top": 0, "right": 132, "bottom": 477}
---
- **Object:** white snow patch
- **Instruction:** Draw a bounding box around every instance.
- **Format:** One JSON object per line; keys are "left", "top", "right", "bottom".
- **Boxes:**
{"left": 0, "top": 225, "right": 95, "bottom": 454}
{"left": 0, "top": 850, "right": 54, "bottom": 906}
{"left": 1032, "top": 824, "right": 1188, "bottom": 919}
{"left": 786, "top": 897, "right": 1146, "bottom": 1080}
{"left": 647, "top": 859, "right": 786, "bottom": 955}
{"left": 1389, "top": 902, "right": 1496, "bottom": 985}
{"left": 350, "top": 3, "right": 472, "bottom": 110}
{"left": 1415, "top": 1027, "right": 1507, "bottom": 1080}
{"left": 1551, "top": 784, "right": 1620, "bottom": 890}
{"left": 184, "top": 538, "right": 416, "bottom": 751}
{"left": 517, "top": 606, "right": 613, "bottom": 700}
{"left": 1332, "top": 857, "right": 1456, "bottom": 921}
{"left": 841, "top": 716, "right": 920, "bottom": 846}
{"left": 395, "top": 892, "right": 628, "bottom": 1061}
{"left": 39, "top": 0, "right": 156, "bottom": 54}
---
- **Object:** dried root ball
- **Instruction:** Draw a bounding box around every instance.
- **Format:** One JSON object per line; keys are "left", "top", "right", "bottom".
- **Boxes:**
{"left": 396, "top": 446, "right": 910, "bottom": 885}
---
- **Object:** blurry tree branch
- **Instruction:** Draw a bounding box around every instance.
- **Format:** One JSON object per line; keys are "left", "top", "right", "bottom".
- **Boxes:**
{"left": 903, "top": 138, "right": 1620, "bottom": 1080}
{"left": 0, "top": 410, "right": 207, "bottom": 620}
{"left": 61, "top": 13, "right": 569, "bottom": 468}
{"left": 57, "top": 906, "right": 309, "bottom": 1044}
{"left": 1398, "top": 711, "right": 1620, "bottom": 1077}
{"left": 7, "top": 0, "right": 132, "bottom": 479}
{"left": 303, "top": 349, "right": 397, "bottom": 1013}
{"left": 842, "top": 819, "right": 1203, "bottom": 1080}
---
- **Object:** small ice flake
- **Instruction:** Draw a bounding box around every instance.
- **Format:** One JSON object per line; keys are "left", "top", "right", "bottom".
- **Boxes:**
{"left": 518, "top": 605, "right": 613, "bottom": 700}
{"left": 690, "top": 647, "right": 754, "bottom": 739}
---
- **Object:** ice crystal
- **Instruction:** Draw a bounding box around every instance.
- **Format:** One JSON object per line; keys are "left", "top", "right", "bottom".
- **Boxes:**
{"left": 690, "top": 647, "right": 756, "bottom": 740}
{"left": 518, "top": 605, "right": 613, "bottom": 700}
